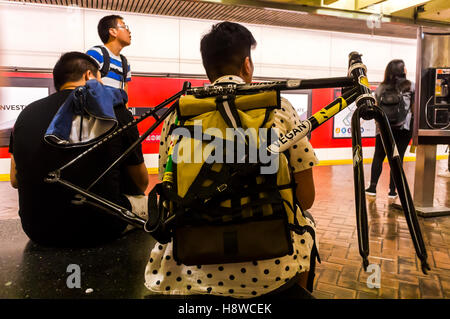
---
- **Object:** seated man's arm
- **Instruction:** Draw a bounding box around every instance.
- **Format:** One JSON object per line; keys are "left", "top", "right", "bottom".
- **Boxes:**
{"left": 10, "top": 154, "right": 18, "bottom": 189}
{"left": 114, "top": 103, "right": 148, "bottom": 194}
{"left": 294, "top": 168, "right": 315, "bottom": 210}
{"left": 126, "top": 162, "right": 148, "bottom": 194}
{"left": 277, "top": 97, "right": 318, "bottom": 211}
{"left": 9, "top": 132, "right": 18, "bottom": 189}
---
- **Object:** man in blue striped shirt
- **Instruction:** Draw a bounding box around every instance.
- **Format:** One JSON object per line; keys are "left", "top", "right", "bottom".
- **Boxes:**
{"left": 87, "top": 15, "right": 132, "bottom": 93}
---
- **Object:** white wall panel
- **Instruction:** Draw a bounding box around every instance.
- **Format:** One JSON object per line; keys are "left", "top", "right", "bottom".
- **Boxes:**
{"left": 0, "top": 158, "right": 11, "bottom": 175}
{"left": 176, "top": 20, "right": 264, "bottom": 77}
{"left": 84, "top": 10, "right": 182, "bottom": 59}
{"left": 0, "top": 50, "right": 62, "bottom": 70}
{"left": 0, "top": 1, "right": 418, "bottom": 82}
{"left": 330, "top": 32, "right": 393, "bottom": 82}
{"left": 179, "top": 59, "right": 206, "bottom": 75}
{"left": 261, "top": 64, "right": 331, "bottom": 78}
{"left": 144, "top": 154, "right": 159, "bottom": 169}
{"left": 131, "top": 56, "right": 181, "bottom": 73}
{"left": 83, "top": 10, "right": 104, "bottom": 51}
{"left": 178, "top": 19, "right": 211, "bottom": 75}
{"left": 390, "top": 38, "right": 417, "bottom": 83}
{"left": 126, "top": 14, "right": 181, "bottom": 73}
{"left": 244, "top": 24, "right": 263, "bottom": 77}
{"left": 258, "top": 26, "right": 331, "bottom": 77}
{"left": 124, "top": 14, "right": 180, "bottom": 62}
{"left": 0, "top": 3, "right": 84, "bottom": 68}
{"left": 179, "top": 19, "right": 210, "bottom": 61}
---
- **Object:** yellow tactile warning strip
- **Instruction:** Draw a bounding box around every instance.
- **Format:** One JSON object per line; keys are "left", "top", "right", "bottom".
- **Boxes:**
{"left": 2, "top": 156, "right": 448, "bottom": 181}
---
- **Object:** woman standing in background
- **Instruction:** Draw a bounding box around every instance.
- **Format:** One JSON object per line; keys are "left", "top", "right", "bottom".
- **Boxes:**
{"left": 366, "top": 59, "right": 414, "bottom": 199}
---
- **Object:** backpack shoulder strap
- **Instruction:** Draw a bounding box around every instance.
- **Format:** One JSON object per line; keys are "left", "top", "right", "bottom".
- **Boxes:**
{"left": 120, "top": 54, "right": 129, "bottom": 86}
{"left": 215, "top": 95, "right": 242, "bottom": 129}
{"left": 94, "top": 45, "right": 110, "bottom": 78}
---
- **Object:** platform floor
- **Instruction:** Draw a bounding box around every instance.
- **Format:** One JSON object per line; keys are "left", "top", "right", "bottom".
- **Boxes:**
{"left": 0, "top": 160, "right": 449, "bottom": 299}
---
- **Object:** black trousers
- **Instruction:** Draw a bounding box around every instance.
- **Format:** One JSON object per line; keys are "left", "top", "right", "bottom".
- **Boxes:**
{"left": 369, "top": 129, "right": 412, "bottom": 192}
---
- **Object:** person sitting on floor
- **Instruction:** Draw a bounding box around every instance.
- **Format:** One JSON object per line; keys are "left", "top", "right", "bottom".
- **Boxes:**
{"left": 9, "top": 52, "right": 148, "bottom": 247}
{"left": 144, "top": 21, "right": 320, "bottom": 299}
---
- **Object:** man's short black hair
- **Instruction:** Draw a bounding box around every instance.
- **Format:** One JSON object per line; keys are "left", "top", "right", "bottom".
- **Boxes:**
{"left": 200, "top": 22, "right": 257, "bottom": 82}
{"left": 98, "top": 15, "right": 123, "bottom": 44}
{"left": 53, "top": 52, "right": 99, "bottom": 91}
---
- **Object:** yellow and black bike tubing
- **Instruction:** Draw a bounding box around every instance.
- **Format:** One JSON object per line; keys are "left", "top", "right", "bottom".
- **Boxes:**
{"left": 267, "top": 86, "right": 359, "bottom": 153}
{"left": 348, "top": 51, "right": 430, "bottom": 274}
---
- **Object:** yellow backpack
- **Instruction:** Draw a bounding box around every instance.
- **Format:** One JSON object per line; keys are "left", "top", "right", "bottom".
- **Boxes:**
{"left": 147, "top": 91, "right": 316, "bottom": 266}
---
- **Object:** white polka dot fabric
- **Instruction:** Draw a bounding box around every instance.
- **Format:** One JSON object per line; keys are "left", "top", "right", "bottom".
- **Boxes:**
{"left": 145, "top": 226, "right": 315, "bottom": 298}
{"left": 158, "top": 111, "right": 177, "bottom": 181}
{"left": 274, "top": 97, "right": 320, "bottom": 173}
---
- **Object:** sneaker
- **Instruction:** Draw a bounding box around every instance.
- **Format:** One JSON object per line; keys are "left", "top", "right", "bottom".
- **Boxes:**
{"left": 365, "top": 186, "right": 376, "bottom": 197}
{"left": 438, "top": 170, "right": 450, "bottom": 178}
{"left": 388, "top": 190, "right": 398, "bottom": 199}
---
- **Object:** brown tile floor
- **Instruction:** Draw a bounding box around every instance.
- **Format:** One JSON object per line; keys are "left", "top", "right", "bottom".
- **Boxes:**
{"left": 1, "top": 159, "right": 449, "bottom": 299}
{"left": 311, "top": 159, "right": 450, "bottom": 299}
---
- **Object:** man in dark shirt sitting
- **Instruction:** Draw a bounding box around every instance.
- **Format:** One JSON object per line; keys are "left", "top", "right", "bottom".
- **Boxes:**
{"left": 9, "top": 52, "right": 148, "bottom": 247}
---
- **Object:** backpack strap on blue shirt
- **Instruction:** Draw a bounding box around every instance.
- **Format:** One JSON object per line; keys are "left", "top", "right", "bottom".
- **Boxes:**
{"left": 120, "top": 54, "right": 129, "bottom": 84}
{"left": 94, "top": 45, "right": 110, "bottom": 78}
{"left": 94, "top": 46, "right": 129, "bottom": 89}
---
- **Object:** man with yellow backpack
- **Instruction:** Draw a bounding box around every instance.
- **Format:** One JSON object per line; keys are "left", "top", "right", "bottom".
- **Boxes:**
{"left": 144, "top": 21, "right": 320, "bottom": 299}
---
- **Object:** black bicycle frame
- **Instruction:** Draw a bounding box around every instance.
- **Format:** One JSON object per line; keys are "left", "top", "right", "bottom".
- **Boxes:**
{"left": 45, "top": 52, "right": 430, "bottom": 274}
{"left": 348, "top": 52, "right": 430, "bottom": 274}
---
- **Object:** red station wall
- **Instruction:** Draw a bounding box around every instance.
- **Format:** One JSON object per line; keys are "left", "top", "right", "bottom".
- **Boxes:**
{"left": 128, "top": 77, "right": 210, "bottom": 154}
{"left": 309, "top": 88, "right": 376, "bottom": 148}
{"left": 1, "top": 73, "right": 377, "bottom": 159}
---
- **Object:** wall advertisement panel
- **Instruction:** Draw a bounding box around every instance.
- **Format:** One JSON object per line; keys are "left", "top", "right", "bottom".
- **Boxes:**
{"left": 280, "top": 91, "right": 311, "bottom": 121}
{"left": 332, "top": 88, "right": 377, "bottom": 139}
{"left": 0, "top": 76, "right": 53, "bottom": 147}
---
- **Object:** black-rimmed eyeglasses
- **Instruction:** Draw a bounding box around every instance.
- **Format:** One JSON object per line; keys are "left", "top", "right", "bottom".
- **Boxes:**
{"left": 116, "top": 24, "right": 130, "bottom": 31}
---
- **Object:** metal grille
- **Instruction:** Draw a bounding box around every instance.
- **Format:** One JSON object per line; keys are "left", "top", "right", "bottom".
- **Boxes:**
{"left": 7, "top": 0, "right": 449, "bottom": 38}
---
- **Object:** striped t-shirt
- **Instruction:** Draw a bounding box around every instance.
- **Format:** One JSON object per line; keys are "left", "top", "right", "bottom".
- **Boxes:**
{"left": 86, "top": 46, "right": 131, "bottom": 89}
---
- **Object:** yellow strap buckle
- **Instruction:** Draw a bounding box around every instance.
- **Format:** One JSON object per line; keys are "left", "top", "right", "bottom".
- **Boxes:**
{"left": 217, "top": 184, "right": 228, "bottom": 192}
